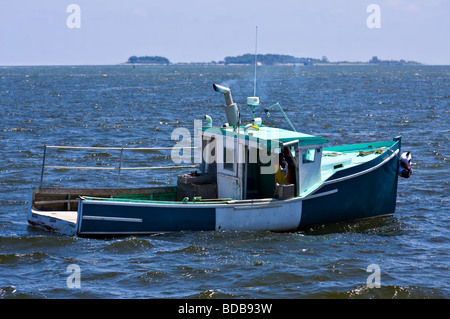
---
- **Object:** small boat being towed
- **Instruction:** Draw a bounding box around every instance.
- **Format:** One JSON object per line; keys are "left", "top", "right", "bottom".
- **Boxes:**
{"left": 27, "top": 84, "right": 412, "bottom": 237}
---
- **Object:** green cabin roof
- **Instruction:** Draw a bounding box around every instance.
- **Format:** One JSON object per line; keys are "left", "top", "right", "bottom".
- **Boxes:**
{"left": 202, "top": 125, "right": 328, "bottom": 146}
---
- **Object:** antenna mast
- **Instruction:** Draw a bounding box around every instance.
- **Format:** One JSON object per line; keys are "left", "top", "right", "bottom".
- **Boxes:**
{"left": 247, "top": 26, "right": 260, "bottom": 123}
{"left": 253, "top": 26, "right": 258, "bottom": 97}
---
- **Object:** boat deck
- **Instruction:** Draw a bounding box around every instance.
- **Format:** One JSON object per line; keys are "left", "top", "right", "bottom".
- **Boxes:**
{"left": 31, "top": 209, "right": 78, "bottom": 223}
{"left": 28, "top": 208, "right": 78, "bottom": 235}
{"left": 321, "top": 142, "right": 392, "bottom": 179}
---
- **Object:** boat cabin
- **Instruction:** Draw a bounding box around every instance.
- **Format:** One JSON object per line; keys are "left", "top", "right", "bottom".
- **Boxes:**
{"left": 193, "top": 123, "right": 328, "bottom": 201}
{"left": 177, "top": 84, "right": 329, "bottom": 202}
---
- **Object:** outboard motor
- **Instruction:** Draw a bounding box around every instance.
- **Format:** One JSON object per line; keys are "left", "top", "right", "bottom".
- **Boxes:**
{"left": 399, "top": 151, "right": 412, "bottom": 178}
{"left": 213, "top": 84, "right": 240, "bottom": 128}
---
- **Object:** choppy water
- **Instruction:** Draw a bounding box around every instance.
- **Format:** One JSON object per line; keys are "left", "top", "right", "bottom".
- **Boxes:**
{"left": 0, "top": 65, "right": 448, "bottom": 299}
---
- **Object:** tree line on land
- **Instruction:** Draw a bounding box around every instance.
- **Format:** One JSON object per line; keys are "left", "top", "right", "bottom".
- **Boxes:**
{"left": 127, "top": 56, "right": 170, "bottom": 65}
{"left": 126, "top": 55, "right": 420, "bottom": 66}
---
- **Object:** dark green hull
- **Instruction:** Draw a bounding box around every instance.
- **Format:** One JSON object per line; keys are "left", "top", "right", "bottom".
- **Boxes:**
{"left": 299, "top": 139, "right": 400, "bottom": 229}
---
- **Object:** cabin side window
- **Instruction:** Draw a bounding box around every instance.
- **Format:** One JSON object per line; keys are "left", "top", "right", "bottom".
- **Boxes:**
{"left": 302, "top": 149, "right": 316, "bottom": 163}
{"left": 201, "top": 137, "right": 218, "bottom": 176}
{"left": 223, "top": 147, "right": 234, "bottom": 171}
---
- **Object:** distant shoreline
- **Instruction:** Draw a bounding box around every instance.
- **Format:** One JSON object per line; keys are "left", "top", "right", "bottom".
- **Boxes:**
{"left": 124, "top": 54, "right": 423, "bottom": 66}
{"left": 5, "top": 63, "right": 449, "bottom": 67}
{"left": 121, "top": 62, "right": 418, "bottom": 67}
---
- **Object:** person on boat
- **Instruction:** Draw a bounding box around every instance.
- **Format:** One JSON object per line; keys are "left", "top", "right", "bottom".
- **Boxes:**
{"left": 283, "top": 146, "right": 296, "bottom": 184}
{"left": 275, "top": 147, "right": 296, "bottom": 184}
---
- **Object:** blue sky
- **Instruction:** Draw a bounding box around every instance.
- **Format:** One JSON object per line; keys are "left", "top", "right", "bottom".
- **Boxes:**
{"left": 0, "top": 0, "right": 449, "bottom": 65}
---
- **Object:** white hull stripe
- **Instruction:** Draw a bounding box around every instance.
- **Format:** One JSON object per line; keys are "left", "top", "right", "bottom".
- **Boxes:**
{"left": 82, "top": 215, "right": 143, "bottom": 223}
{"left": 304, "top": 189, "right": 338, "bottom": 200}
{"left": 233, "top": 203, "right": 283, "bottom": 211}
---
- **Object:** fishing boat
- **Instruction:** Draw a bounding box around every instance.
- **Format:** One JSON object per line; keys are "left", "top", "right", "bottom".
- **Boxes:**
{"left": 27, "top": 83, "right": 412, "bottom": 237}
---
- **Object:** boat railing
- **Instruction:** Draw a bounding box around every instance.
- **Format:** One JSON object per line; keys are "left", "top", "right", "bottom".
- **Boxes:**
{"left": 39, "top": 145, "right": 198, "bottom": 187}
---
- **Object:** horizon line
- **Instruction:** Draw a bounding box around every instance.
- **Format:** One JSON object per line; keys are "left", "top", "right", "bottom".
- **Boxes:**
{"left": 2, "top": 62, "right": 449, "bottom": 67}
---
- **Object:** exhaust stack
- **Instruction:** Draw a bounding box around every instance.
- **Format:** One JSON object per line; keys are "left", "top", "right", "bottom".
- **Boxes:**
{"left": 213, "top": 84, "right": 239, "bottom": 128}
{"left": 213, "top": 83, "right": 233, "bottom": 105}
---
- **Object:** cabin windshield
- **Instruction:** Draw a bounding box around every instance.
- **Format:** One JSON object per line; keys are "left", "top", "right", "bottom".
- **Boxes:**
{"left": 303, "top": 148, "right": 316, "bottom": 163}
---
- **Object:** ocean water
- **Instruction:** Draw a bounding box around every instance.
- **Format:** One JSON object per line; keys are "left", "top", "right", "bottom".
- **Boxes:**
{"left": 0, "top": 65, "right": 448, "bottom": 299}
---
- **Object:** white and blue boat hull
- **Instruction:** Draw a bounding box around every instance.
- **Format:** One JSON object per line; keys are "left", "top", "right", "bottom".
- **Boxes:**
{"left": 76, "top": 198, "right": 303, "bottom": 236}
{"left": 28, "top": 138, "right": 404, "bottom": 237}
{"left": 73, "top": 141, "right": 400, "bottom": 236}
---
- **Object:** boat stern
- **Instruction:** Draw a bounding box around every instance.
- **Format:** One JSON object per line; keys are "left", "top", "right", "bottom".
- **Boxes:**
{"left": 27, "top": 188, "right": 78, "bottom": 235}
